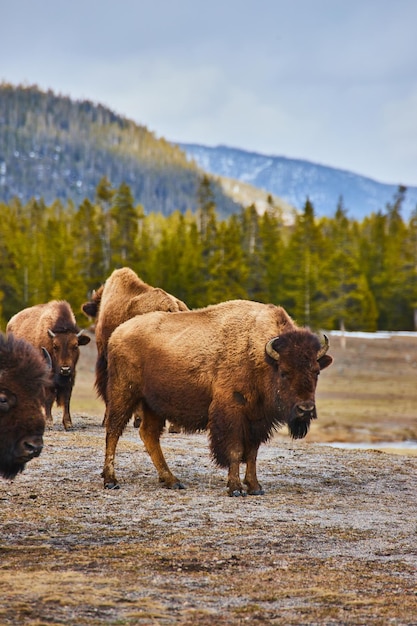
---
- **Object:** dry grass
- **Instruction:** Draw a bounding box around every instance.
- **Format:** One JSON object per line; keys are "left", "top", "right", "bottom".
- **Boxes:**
{"left": 1, "top": 332, "right": 416, "bottom": 624}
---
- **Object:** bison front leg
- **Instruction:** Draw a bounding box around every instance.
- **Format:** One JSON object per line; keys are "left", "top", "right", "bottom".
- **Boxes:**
{"left": 209, "top": 402, "right": 247, "bottom": 496}
{"left": 139, "top": 407, "right": 185, "bottom": 490}
{"left": 56, "top": 385, "right": 73, "bottom": 430}
{"left": 62, "top": 399, "right": 73, "bottom": 431}
{"left": 44, "top": 387, "right": 55, "bottom": 429}
{"left": 227, "top": 451, "right": 246, "bottom": 497}
{"left": 243, "top": 446, "right": 264, "bottom": 495}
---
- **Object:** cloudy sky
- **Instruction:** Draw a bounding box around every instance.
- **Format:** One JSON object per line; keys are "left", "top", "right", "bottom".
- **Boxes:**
{"left": 2, "top": 0, "right": 417, "bottom": 186}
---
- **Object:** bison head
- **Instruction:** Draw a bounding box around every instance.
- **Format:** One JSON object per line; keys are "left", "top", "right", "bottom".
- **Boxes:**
{"left": 81, "top": 285, "right": 104, "bottom": 320}
{"left": 265, "top": 330, "right": 332, "bottom": 439}
{"left": 0, "top": 387, "right": 44, "bottom": 479}
{"left": 0, "top": 334, "right": 50, "bottom": 479}
{"left": 46, "top": 329, "right": 90, "bottom": 382}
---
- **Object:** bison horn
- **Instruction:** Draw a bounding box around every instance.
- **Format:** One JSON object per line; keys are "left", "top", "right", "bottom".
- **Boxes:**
{"left": 76, "top": 330, "right": 85, "bottom": 339}
{"left": 317, "top": 334, "right": 329, "bottom": 360}
{"left": 265, "top": 337, "right": 280, "bottom": 361}
{"left": 47, "top": 329, "right": 56, "bottom": 338}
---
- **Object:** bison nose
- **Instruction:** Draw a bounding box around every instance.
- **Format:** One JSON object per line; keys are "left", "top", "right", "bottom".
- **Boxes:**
{"left": 23, "top": 437, "right": 43, "bottom": 458}
{"left": 295, "top": 401, "right": 315, "bottom": 417}
{"left": 60, "top": 366, "right": 72, "bottom": 377}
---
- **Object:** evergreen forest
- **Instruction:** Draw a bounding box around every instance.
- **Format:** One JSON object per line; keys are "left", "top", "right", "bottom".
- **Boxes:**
{"left": 1, "top": 175, "right": 416, "bottom": 332}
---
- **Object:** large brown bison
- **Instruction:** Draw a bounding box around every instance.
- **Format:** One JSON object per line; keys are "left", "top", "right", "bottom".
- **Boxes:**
{"left": 0, "top": 332, "right": 51, "bottom": 479}
{"left": 7, "top": 300, "right": 90, "bottom": 430}
{"left": 102, "top": 299, "right": 333, "bottom": 496}
{"left": 82, "top": 267, "right": 189, "bottom": 406}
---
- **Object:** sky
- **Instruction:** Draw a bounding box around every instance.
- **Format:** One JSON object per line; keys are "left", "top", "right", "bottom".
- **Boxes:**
{"left": 2, "top": 0, "right": 417, "bottom": 186}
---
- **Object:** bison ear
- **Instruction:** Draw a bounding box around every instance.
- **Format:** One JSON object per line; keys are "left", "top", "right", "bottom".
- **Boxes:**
{"left": 77, "top": 333, "right": 91, "bottom": 346}
{"left": 318, "top": 354, "right": 333, "bottom": 370}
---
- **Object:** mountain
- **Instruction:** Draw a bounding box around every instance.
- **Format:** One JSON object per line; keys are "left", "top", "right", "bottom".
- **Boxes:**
{"left": 177, "top": 143, "right": 417, "bottom": 220}
{"left": 0, "top": 84, "right": 240, "bottom": 217}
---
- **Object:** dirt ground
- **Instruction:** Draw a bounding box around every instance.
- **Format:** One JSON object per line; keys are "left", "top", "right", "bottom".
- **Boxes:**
{"left": 1, "top": 332, "right": 416, "bottom": 625}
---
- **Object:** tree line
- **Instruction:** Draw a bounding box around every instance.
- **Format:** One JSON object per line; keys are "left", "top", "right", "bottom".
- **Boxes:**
{"left": 0, "top": 176, "right": 416, "bottom": 332}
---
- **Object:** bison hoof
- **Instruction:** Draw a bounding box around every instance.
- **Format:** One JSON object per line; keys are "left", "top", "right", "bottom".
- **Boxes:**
{"left": 168, "top": 481, "right": 186, "bottom": 490}
{"left": 229, "top": 489, "right": 247, "bottom": 497}
{"left": 104, "top": 482, "right": 120, "bottom": 490}
{"left": 248, "top": 488, "right": 265, "bottom": 496}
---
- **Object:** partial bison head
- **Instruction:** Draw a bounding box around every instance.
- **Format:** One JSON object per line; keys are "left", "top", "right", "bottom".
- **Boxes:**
{"left": 46, "top": 328, "right": 90, "bottom": 383}
{"left": 0, "top": 333, "right": 51, "bottom": 479}
{"left": 265, "top": 329, "right": 333, "bottom": 439}
{"left": 81, "top": 285, "right": 104, "bottom": 321}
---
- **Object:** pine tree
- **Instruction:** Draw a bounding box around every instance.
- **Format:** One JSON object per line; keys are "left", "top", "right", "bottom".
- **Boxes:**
{"left": 110, "top": 182, "right": 143, "bottom": 267}
{"left": 281, "top": 198, "right": 322, "bottom": 326}
{"left": 72, "top": 198, "right": 106, "bottom": 291}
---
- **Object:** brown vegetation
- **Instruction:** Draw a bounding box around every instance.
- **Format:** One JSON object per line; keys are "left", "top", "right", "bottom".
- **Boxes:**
{"left": 0, "top": 332, "right": 416, "bottom": 624}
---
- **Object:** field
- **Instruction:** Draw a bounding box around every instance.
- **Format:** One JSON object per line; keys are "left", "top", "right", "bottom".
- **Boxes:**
{"left": 1, "top": 332, "right": 416, "bottom": 625}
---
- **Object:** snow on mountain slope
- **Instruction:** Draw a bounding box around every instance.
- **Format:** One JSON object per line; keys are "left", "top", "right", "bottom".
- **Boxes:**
{"left": 178, "top": 143, "right": 417, "bottom": 220}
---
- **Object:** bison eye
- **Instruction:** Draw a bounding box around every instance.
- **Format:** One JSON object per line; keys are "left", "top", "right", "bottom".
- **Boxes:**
{"left": 0, "top": 392, "right": 8, "bottom": 406}
{"left": 0, "top": 390, "right": 15, "bottom": 412}
{"left": 280, "top": 370, "right": 288, "bottom": 380}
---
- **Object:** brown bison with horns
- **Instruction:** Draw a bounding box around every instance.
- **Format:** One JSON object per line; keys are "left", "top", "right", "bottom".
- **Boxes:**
{"left": 0, "top": 332, "right": 51, "bottom": 479}
{"left": 82, "top": 267, "right": 189, "bottom": 407}
{"left": 7, "top": 300, "right": 90, "bottom": 430}
{"left": 102, "top": 299, "right": 333, "bottom": 496}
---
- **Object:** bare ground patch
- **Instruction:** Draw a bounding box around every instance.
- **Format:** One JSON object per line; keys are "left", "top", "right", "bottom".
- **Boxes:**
{"left": 1, "top": 420, "right": 416, "bottom": 625}
{"left": 1, "top": 332, "right": 417, "bottom": 624}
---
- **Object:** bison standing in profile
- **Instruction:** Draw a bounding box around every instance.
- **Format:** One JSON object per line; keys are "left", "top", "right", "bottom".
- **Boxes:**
{"left": 0, "top": 333, "right": 51, "bottom": 479}
{"left": 82, "top": 267, "right": 189, "bottom": 407}
{"left": 7, "top": 300, "right": 90, "bottom": 430}
{"left": 102, "top": 299, "right": 333, "bottom": 496}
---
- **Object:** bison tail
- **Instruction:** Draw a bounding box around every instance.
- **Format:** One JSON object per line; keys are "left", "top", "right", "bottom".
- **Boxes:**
{"left": 95, "top": 354, "right": 108, "bottom": 403}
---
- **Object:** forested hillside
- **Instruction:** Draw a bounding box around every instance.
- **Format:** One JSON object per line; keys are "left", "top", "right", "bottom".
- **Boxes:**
{"left": 0, "top": 175, "right": 415, "bottom": 332}
{"left": 0, "top": 83, "right": 239, "bottom": 217}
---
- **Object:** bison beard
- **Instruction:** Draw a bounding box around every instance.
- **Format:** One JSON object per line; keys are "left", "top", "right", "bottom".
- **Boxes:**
{"left": 288, "top": 412, "right": 316, "bottom": 439}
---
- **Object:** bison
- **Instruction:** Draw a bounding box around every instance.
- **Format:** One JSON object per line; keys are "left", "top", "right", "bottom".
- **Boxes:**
{"left": 102, "top": 299, "right": 333, "bottom": 496}
{"left": 0, "top": 332, "right": 51, "bottom": 479}
{"left": 7, "top": 300, "right": 90, "bottom": 430}
{"left": 82, "top": 267, "right": 189, "bottom": 408}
